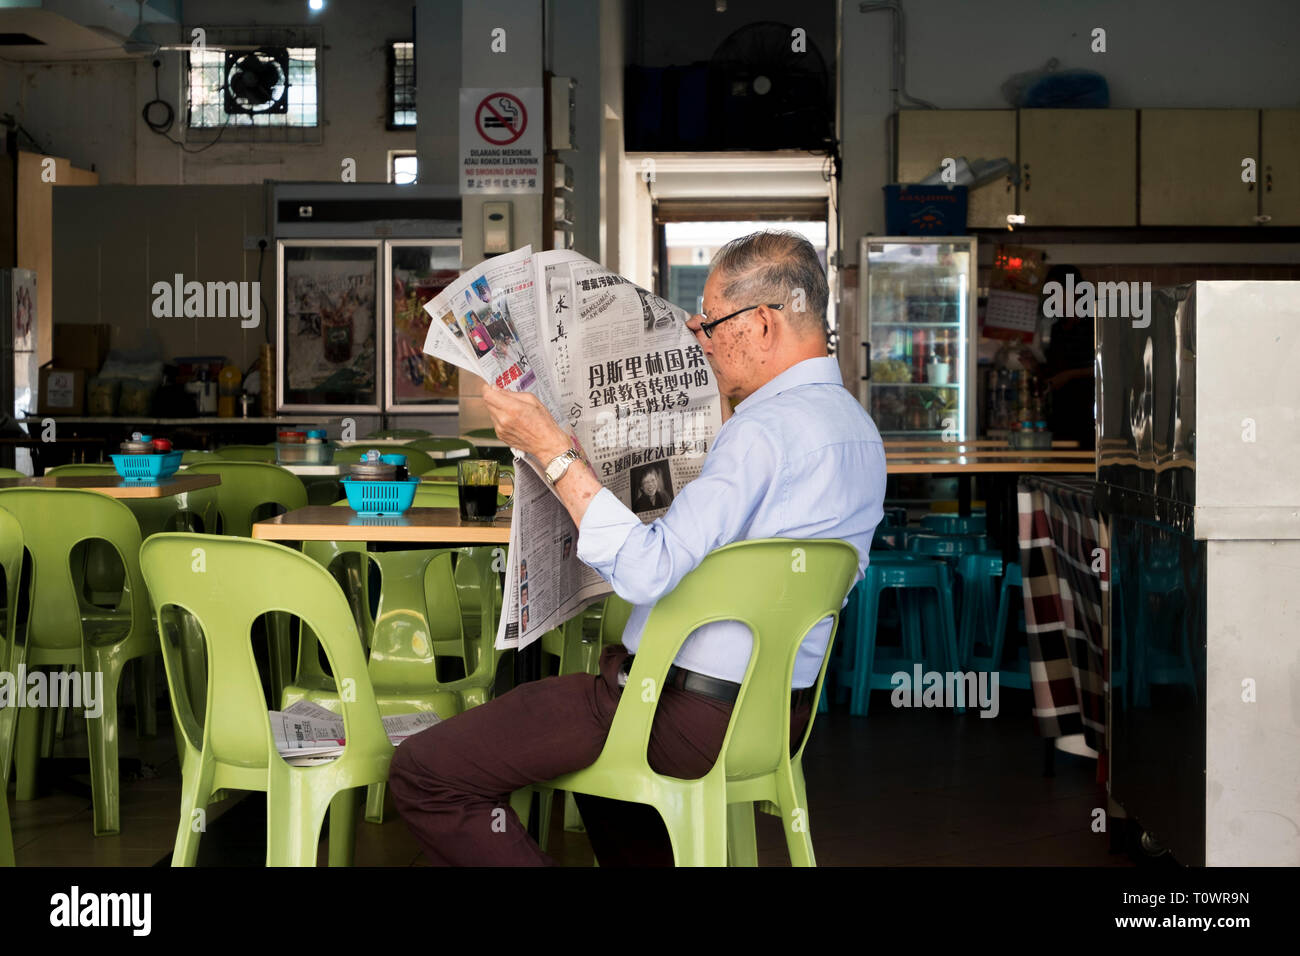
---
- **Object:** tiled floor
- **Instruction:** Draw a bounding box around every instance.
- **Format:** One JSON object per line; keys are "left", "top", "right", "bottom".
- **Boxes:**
{"left": 6, "top": 688, "right": 1132, "bottom": 867}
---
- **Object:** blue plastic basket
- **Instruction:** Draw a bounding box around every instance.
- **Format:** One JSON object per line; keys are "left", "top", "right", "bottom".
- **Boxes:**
{"left": 111, "top": 450, "right": 184, "bottom": 482}
{"left": 341, "top": 476, "right": 421, "bottom": 516}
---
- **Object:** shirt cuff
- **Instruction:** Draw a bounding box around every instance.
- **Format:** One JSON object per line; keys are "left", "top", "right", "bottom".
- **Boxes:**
{"left": 576, "top": 486, "right": 641, "bottom": 579}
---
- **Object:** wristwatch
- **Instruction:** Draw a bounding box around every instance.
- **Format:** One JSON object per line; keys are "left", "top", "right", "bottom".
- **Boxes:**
{"left": 544, "top": 448, "right": 582, "bottom": 486}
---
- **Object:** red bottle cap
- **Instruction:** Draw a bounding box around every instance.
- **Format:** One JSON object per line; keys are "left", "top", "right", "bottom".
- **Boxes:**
{"left": 151, "top": 438, "right": 172, "bottom": 452}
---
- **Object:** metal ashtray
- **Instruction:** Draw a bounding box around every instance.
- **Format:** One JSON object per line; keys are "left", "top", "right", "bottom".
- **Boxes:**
{"left": 119, "top": 440, "right": 154, "bottom": 454}
{"left": 350, "top": 461, "right": 397, "bottom": 481}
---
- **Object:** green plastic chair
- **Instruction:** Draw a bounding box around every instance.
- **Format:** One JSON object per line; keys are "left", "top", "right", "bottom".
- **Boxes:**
{"left": 283, "top": 544, "right": 498, "bottom": 822}
{"left": 0, "top": 488, "right": 156, "bottom": 836}
{"left": 185, "top": 461, "right": 307, "bottom": 705}
{"left": 538, "top": 538, "right": 858, "bottom": 866}
{"left": 31, "top": 462, "right": 216, "bottom": 740}
{"left": 184, "top": 460, "right": 306, "bottom": 538}
{"left": 464, "top": 428, "right": 497, "bottom": 440}
{"left": 0, "top": 468, "right": 26, "bottom": 478}
{"left": 0, "top": 505, "right": 27, "bottom": 865}
{"left": 139, "top": 533, "right": 393, "bottom": 866}
{"left": 180, "top": 450, "right": 219, "bottom": 465}
{"left": 364, "top": 428, "right": 431, "bottom": 440}
{"left": 212, "top": 444, "right": 277, "bottom": 463}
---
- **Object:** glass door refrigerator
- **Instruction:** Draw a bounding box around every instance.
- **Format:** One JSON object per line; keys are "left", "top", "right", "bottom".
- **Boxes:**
{"left": 856, "top": 237, "right": 978, "bottom": 440}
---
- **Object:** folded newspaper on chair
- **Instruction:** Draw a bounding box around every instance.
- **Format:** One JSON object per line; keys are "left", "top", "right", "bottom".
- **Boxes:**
{"left": 269, "top": 699, "right": 442, "bottom": 765}
{"left": 421, "top": 247, "right": 723, "bottom": 651}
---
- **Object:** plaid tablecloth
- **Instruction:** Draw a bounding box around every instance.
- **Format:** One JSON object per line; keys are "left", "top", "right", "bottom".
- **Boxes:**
{"left": 1016, "top": 476, "right": 1108, "bottom": 763}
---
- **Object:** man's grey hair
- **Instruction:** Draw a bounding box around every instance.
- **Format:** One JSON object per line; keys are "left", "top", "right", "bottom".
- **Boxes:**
{"left": 709, "top": 230, "right": 829, "bottom": 338}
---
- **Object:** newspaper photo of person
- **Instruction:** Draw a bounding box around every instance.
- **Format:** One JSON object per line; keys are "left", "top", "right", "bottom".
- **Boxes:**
{"left": 462, "top": 290, "right": 495, "bottom": 357}
{"left": 635, "top": 286, "right": 677, "bottom": 332}
{"left": 630, "top": 461, "right": 674, "bottom": 514}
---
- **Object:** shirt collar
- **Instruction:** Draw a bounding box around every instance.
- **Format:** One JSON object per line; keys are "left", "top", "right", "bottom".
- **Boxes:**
{"left": 734, "top": 355, "right": 843, "bottom": 414}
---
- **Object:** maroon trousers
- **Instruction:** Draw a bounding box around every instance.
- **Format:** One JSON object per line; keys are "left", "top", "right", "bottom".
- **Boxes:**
{"left": 388, "top": 644, "right": 812, "bottom": 866}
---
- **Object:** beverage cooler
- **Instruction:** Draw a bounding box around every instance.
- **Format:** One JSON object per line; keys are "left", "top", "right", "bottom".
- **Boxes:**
{"left": 272, "top": 183, "right": 462, "bottom": 415}
{"left": 1098, "top": 280, "right": 1300, "bottom": 867}
{"left": 855, "top": 236, "right": 978, "bottom": 440}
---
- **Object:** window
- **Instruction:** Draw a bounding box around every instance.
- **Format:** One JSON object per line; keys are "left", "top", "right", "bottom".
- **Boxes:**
{"left": 389, "top": 150, "right": 418, "bottom": 185}
{"left": 388, "top": 41, "right": 416, "bottom": 129}
{"left": 188, "top": 46, "right": 319, "bottom": 132}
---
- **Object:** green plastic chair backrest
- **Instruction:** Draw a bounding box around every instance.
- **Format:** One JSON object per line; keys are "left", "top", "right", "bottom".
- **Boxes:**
{"left": 186, "top": 461, "right": 307, "bottom": 537}
{"left": 464, "top": 428, "right": 497, "bottom": 440}
{"left": 455, "top": 546, "right": 502, "bottom": 638}
{"left": 0, "top": 505, "right": 25, "bottom": 676}
{"left": 139, "top": 533, "right": 387, "bottom": 773}
{"left": 616, "top": 538, "right": 858, "bottom": 780}
{"left": 365, "top": 549, "right": 466, "bottom": 690}
{"left": 213, "top": 444, "right": 277, "bottom": 463}
{"left": 364, "top": 429, "right": 431, "bottom": 440}
{"left": 412, "top": 485, "right": 460, "bottom": 507}
{"left": 407, "top": 437, "right": 477, "bottom": 457}
{"left": 598, "top": 594, "right": 634, "bottom": 644}
{"left": 0, "top": 468, "right": 25, "bottom": 478}
{"left": 180, "top": 450, "right": 219, "bottom": 464}
{"left": 0, "top": 489, "right": 150, "bottom": 654}
{"left": 342, "top": 444, "right": 438, "bottom": 476}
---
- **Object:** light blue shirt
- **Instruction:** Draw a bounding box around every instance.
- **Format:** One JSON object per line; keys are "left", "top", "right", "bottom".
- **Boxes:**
{"left": 576, "top": 355, "right": 886, "bottom": 688}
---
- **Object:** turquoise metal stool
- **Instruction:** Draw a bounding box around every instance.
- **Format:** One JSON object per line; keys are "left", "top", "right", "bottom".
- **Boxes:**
{"left": 955, "top": 551, "right": 1003, "bottom": 669}
{"left": 838, "top": 559, "right": 962, "bottom": 716}
{"left": 908, "top": 533, "right": 986, "bottom": 560}
{"left": 921, "top": 513, "right": 987, "bottom": 536}
{"left": 872, "top": 524, "right": 909, "bottom": 550}
{"left": 971, "top": 561, "right": 1030, "bottom": 690}
{"left": 820, "top": 550, "right": 928, "bottom": 712}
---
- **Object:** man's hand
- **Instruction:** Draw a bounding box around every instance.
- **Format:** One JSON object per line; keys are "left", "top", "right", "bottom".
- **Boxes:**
{"left": 481, "top": 383, "right": 571, "bottom": 464}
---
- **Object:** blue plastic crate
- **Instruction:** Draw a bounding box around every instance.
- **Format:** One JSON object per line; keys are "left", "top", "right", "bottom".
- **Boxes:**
{"left": 111, "top": 450, "right": 184, "bottom": 482}
{"left": 341, "top": 476, "right": 421, "bottom": 516}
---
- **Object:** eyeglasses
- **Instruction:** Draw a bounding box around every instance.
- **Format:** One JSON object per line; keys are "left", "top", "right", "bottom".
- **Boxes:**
{"left": 692, "top": 303, "right": 784, "bottom": 339}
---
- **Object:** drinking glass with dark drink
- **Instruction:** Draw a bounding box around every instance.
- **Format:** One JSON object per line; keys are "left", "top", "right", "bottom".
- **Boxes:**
{"left": 457, "top": 459, "right": 512, "bottom": 522}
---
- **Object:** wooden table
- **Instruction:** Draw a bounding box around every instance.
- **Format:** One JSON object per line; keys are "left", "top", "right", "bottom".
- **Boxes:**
{"left": 888, "top": 455, "right": 1096, "bottom": 474}
{"left": 0, "top": 473, "right": 221, "bottom": 498}
{"left": 886, "top": 449, "right": 1096, "bottom": 459}
{"left": 887, "top": 454, "right": 1095, "bottom": 563}
{"left": 251, "top": 505, "right": 512, "bottom": 543}
{"left": 883, "top": 439, "right": 1081, "bottom": 449}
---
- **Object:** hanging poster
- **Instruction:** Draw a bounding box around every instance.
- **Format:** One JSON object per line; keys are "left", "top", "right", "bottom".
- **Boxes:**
{"left": 279, "top": 242, "right": 381, "bottom": 410}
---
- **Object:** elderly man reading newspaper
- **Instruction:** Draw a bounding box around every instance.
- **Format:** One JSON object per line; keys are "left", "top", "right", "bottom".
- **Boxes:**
{"left": 389, "top": 231, "right": 886, "bottom": 865}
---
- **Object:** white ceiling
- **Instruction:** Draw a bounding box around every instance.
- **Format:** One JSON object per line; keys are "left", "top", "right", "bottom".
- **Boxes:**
{"left": 0, "top": 1, "right": 178, "bottom": 62}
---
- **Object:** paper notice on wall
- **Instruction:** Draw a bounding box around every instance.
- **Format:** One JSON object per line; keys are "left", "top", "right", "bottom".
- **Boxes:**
{"left": 459, "top": 88, "right": 544, "bottom": 195}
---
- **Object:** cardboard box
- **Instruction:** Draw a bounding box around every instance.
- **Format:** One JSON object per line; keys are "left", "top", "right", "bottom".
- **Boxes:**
{"left": 53, "top": 323, "right": 111, "bottom": 373}
{"left": 38, "top": 367, "right": 85, "bottom": 415}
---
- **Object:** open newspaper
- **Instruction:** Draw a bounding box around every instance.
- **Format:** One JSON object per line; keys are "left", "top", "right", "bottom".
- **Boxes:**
{"left": 421, "top": 247, "right": 722, "bottom": 651}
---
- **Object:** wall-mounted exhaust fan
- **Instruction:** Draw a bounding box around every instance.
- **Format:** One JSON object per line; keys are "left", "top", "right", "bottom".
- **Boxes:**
{"left": 224, "top": 48, "right": 290, "bottom": 114}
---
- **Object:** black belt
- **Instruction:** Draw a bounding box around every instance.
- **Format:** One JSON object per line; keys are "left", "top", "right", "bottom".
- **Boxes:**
{"left": 622, "top": 657, "right": 816, "bottom": 708}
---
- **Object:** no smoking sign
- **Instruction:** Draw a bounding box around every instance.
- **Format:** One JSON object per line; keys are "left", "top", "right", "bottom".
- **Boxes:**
{"left": 460, "top": 86, "right": 543, "bottom": 195}
{"left": 476, "top": 92, "right": 528, "bottom": 145}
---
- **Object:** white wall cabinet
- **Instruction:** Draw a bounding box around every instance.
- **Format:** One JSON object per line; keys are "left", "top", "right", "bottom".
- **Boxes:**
{"left": 1018, "top": 109, "right": 1136, "bottom": 226}
{"left": 1261, "top": 109, "right": 1300, "bottom": 226}
{"left": 1139, "top": 110, "right": 1259, "bottom": 225}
